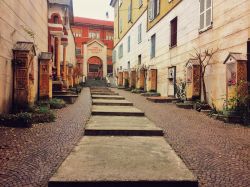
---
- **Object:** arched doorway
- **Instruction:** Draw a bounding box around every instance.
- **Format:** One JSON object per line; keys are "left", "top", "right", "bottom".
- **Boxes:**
{"left": 87, "top": 56, "right": 103, "bottom": 79}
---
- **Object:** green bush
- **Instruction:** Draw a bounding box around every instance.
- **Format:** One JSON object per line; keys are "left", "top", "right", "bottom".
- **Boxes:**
{"left": 0, "top": 112, "right": 32, "bottom": 127}
{"left": 31, "top": 111, "right": 56, "bottom": 124}
{"left": 49, "top": 99, "right": 66, "bottom": 109}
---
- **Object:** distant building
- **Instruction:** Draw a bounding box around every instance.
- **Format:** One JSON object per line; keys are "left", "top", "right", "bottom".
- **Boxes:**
{"left": 110, "top": 0, "right": 250, "bottom": 110}
{"left": 72, "top": 17, "right": 114, "bottom": 79}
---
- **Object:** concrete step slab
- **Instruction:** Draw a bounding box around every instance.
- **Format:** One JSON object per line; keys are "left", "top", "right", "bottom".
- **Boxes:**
{"left": 92, "top": 106, "right": 144, "bottom": 116}
{"left": 92, "top": 99, "right": 133, "bottom": 106}
{"left": 147, "top": 96, "right": 178, "bottom": 103}
{"left": 92, "top": 95, "right": 125, "bottom": 100}
{"left": 49, "top": 136, "right": 197, "bottom": 187}
{"left": 91, "top": 92, "right": 119, "bottom": 95}
{"left": 85, "top": 116, "right": 163, "bottom": 136}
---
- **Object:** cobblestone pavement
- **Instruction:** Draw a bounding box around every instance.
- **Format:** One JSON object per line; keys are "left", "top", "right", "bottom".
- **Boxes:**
{"left": 0, "top": 88, "right": 92, "bottom": 187}
{"left": 114, "top": 89, "right": 250, "bottom": 187}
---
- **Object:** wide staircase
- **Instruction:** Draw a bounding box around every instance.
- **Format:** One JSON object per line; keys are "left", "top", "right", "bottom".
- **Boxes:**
{"left": 49, "top": 86, "right": 198, "bottom": 187}
{"left": 85, "top": 78, "right": 107, "bottom": 87}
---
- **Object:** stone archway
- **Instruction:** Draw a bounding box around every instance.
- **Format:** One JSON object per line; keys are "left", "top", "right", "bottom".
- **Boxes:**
{"left": 83, "top": 40, "right": 107, "bottom": 79}
{"left": 87, "top": 56, "right": 103, "bottom": 79}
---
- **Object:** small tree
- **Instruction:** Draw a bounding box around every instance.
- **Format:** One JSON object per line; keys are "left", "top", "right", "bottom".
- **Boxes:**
{"left": 191, "top": 48, "right": 218, "bottom": 103}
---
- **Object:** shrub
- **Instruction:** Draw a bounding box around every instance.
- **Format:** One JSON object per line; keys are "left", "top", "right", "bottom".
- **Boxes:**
{"left": 49, "top": 99, "right": 66, "bottom": 109}
{"left": 0, "top": 112, "right": 32, "bottom": 128}
{"left": 31, "top": 111, "right": 56, "bottom": 124}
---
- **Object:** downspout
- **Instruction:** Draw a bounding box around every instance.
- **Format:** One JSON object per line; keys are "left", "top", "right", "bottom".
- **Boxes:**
{"left": 38, "top": 58, "right": 41, "bottom": 100}
{"left": 12, "top": 54, "right": 15, "bottom": 112}
{"left": 247, "top": 39, "right": 250, "bottom": 94}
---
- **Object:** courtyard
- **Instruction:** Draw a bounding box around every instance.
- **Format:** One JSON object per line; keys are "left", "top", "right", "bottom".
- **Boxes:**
{"left": 0, "top": 87, "right": 249, "bottom": 187}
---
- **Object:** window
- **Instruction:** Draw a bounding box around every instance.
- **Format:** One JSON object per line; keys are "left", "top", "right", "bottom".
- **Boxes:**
{"left": 76, "top": 48, "right": 81, "bottom": 56}
{"left": 138, "top": 54, "right": 142, "bottom": 65}
{"left": 148, "top": 0, "right": 160, "bottom": 21}
{"left": 200, "top": 0, "right": 213, "bottom": 31}
{"left": 73, "top": 29, "right": 82, "bottom": 38}
{"left": 106, "top": 32, "right": 113, "bottom": 40}
{"left": 139, "top": 0, "right": 143, "bottom": 7}
{"left": 127, "top": 36, "right": 131, "bottom": 53}
{"left": 119, "top": 18, "right": 123, "bottom": 33}
{"left": 119, "top": 0, "right": 123, "bottom": 7}
{"left": 118, "top": 44, "right": 123, "bottom": 59}
{"left": 150, "top": 34, "right": 156, "bottom": 59}
{"left": 53, "top": 15, "right": 59, "bottom": 24}
{"left": 89, "top": 31, "right": 100, "bottom": 39}
{"left": 138, "top": 24, "right": 142, "bottom": 43}
{"left": 128, "top": 2, "right": 132, "bottom": 22}
{"left": 112, "top": 50, "right": 117, "bottom": 63}
{"left": 128, "top": 61, "right": 130, "bottom": 70}
{"left": 170, "top": 17, "right": 177, "bottom": 48}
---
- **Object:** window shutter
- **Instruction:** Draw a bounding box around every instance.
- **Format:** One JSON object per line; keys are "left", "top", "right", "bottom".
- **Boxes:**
{"left": 200, "top": 0, "right": 205, "bottom": 30}
{"left": 138, "top": 24, "right": 141, "bottom": 43}
{"left": 128, "top": 3, "right": 132, "bottom": 22}
{"left": 156, "top": 0, "right": 160, "bottom": 15}
{"left": 148, "top": 0, "right": 153, "bottom": 21}
{"left": 206, "top": 0, "right": 212, "bottom": 27}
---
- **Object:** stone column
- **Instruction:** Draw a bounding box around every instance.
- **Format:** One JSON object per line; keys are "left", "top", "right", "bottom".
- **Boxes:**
{"left": 55, "top": 37, "right": 61, "bottom": 80}
{"left": 62, "top": 44, "right": 67, "bottom": 82}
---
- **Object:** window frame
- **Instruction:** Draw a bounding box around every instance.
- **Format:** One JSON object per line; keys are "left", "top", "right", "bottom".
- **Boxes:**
{"left": 118, "top": 44, "right": 123, "bottom": 59}
{"left": 150, "top": 34, "right": 156, "bottom": 59}
{"left": 128, "top": 36, "right": 131, "bottom": 53}
{"left": 199, "top": 0, "right": 213, "bottom": 33}
{"left": 170, "top": 17, "right": 178, "bottom": 48}
{"left": 138, "top": 23, "right": 142, "bottom": 44}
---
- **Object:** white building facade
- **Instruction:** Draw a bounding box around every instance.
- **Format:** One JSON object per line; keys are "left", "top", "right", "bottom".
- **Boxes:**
{"left": 112, "top": 0, "right": 250, "bottom": 110}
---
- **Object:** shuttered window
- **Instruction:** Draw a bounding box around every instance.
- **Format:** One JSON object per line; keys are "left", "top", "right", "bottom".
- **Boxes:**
{"left": 138, "top": 24, "right": 142, "bottom": 43}
{"left": 150, "top": 34, "right": 156, "bottom": 59}
{"left": 118, "top": 44, "right": 123, "bottom": 59}
{"left": 170, "top": 17, "right": 177, "bottom": 47}
{"left": 148, "top": 0, "right": 160, "bottom": 21}
{"left": 128, "top": 36, "right": 131, "bottom": 52}
{"left": 200, "top": 0, "right": 213, "bottom": 31}
{"left": 128, "top": 2, "right": 132, "bottom": 22}
{"left": 139, "top": 0, "right": 143, "bottom": 7}
{"left": 119, "top": 18, "right": 123, "bottom": 33}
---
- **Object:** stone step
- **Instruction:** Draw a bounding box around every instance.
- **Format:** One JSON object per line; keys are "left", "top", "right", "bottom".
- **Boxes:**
{"left": 147, "top": 96, "right": 178, "bottom": 103}
{"left": 49, "top": 136, "right": 197, "bottom": 187}
{"left": 92, "top": 99, "right": 133, "bottom": 106}
{"left": 92, "top": 95, "right": 125, "bottom": 100}
{"left": 91, "top": 92, "right": 119, "bottom": 95}
{"left": 85, "top": 116, "right": 163, "bottom": 136}
{"left": 92, "top": 106, "right": 144, "bottom": 116}
{"left": 53, "top": 95, "right": 78, "bottom": 104}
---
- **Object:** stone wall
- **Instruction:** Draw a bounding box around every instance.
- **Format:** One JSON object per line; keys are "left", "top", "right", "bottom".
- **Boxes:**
{"left": 0, "top": 0, "right": 48, "bottom": 113}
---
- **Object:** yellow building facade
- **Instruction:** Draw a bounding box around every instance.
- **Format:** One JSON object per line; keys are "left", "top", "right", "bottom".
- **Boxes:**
{"left": 111, "top": 0, "right": 148, "bottom": 46}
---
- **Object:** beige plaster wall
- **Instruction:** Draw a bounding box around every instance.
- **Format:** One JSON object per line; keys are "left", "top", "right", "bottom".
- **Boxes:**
{"left": 0, "top": 0, "right": 48, "bottom": 113}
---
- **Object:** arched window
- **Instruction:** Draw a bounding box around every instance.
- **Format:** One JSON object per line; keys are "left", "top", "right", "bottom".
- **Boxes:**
{"left": 53, "top": 15, "right": 59, "bottom": 24}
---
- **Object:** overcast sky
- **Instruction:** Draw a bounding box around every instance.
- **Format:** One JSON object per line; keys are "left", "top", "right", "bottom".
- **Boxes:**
{"left": 73, "top": 0, "right": 114, "bottom": 21}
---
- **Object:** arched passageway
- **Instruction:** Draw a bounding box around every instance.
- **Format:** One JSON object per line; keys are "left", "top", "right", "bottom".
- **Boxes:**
{"left": 87, "top": 56, "right": 103, "bottom": 79}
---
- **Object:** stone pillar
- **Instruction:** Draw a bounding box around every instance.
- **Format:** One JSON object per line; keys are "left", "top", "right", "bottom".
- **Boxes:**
{"left": 118, "top": 72, "right": 123, "bottom": 86}
{"left": 123, "top": 71, "right": 129, "bottom": 88}
{"left": 130, "top": 70, "right": 136, "bottom": 89}
{"left": 55, "top": 37, "right": 61, "bottom": 80}
{"left": 62, "top": 44, "right": 67, "bottom": 82}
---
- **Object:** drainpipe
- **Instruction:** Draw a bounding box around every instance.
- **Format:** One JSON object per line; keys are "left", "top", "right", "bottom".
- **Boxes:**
{"left": 247, "top": 39, "right": 250, "bottom": 94}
